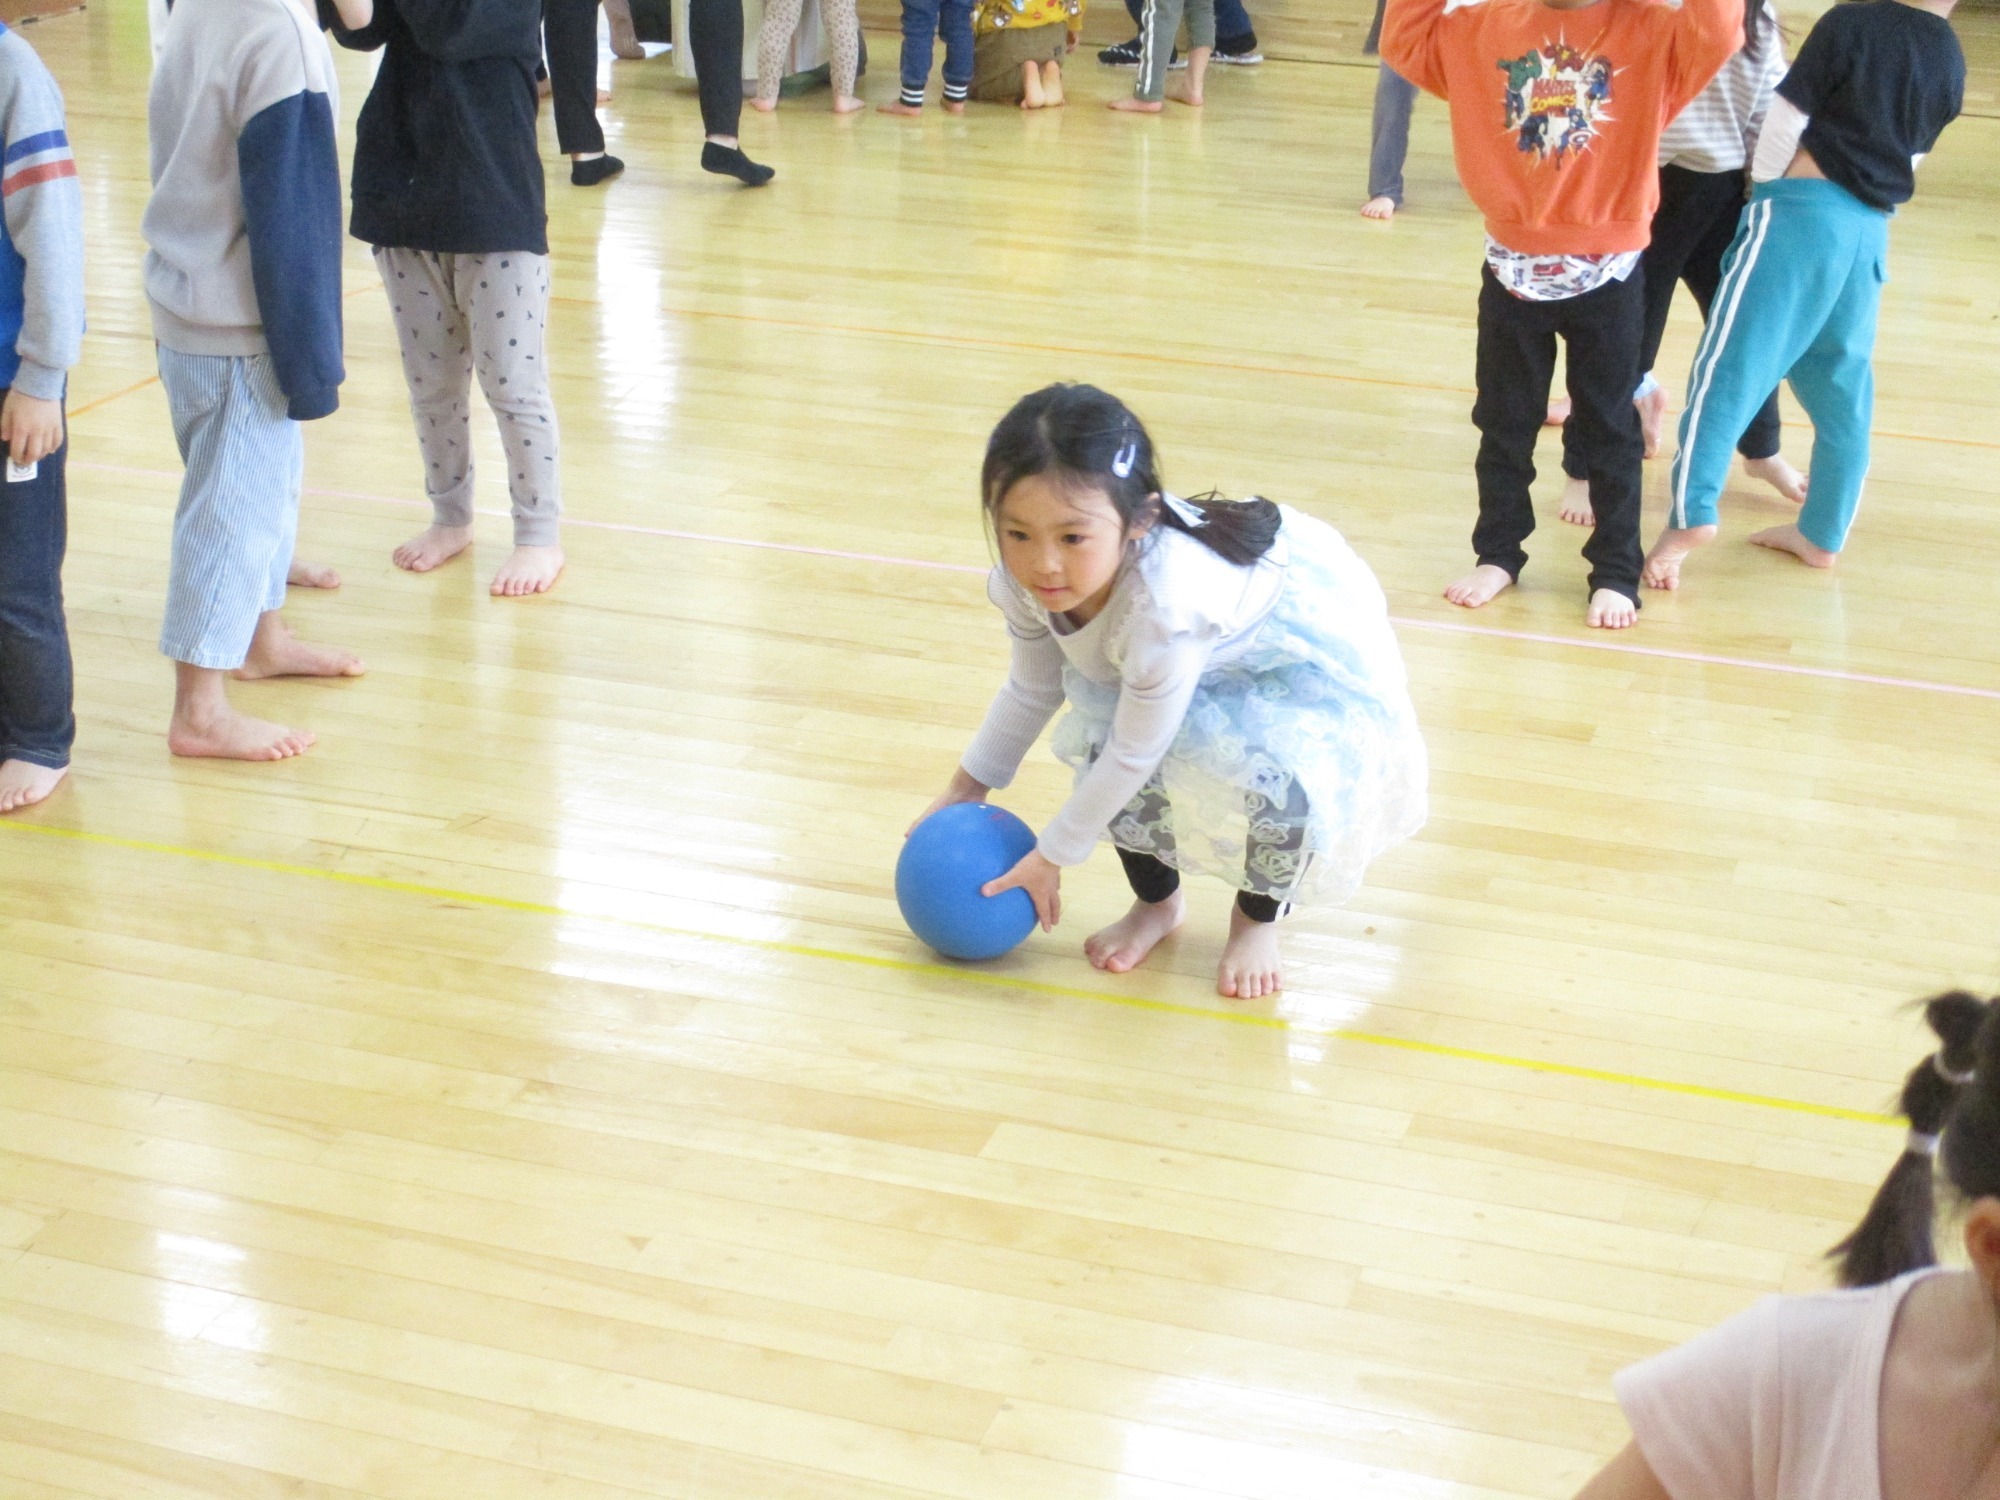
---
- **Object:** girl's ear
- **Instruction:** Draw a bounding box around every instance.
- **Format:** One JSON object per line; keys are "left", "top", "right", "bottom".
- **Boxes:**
{"left": 1130, "top": 492, "right": 1162, "bottom": 537}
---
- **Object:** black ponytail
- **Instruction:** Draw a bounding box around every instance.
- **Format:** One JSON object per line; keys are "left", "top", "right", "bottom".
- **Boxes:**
{"left": 1830, "top": 991, "right": 1994, "bottom": 1287}
{"left": 981, "top": 384, "right": 1282, "bottom": 568}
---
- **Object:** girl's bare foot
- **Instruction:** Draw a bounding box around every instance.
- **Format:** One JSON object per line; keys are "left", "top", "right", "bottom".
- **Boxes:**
{"left": 232, "top": 615, "right": 365, "bottom": 681}
{"left": 1021, "top": 60, "right": 1046, "bottom": 109}
{"left": 491, "top": 544, "right": 565, "bottom": 597}
{"left": 1641, "top": 524, "right": 1716, "bottom": 590}
{"left": 879, "top": 100, "right": 923, "bottom": 116}
{"left": 169, "top": 707, "right": 315, "bottom": 762}
{"left": 1545, "top": 397, "right": 1570, "bottom": 427}
{"left": 1217, "top": 906, "right": 1282, "bottom": 999}
{"left": 393, "top": 523, "right": 474, "bottom": 574}
{"left": 1558, "top": 476, "right": 1595, "bottom": 527}
{"left": 1743, "top": 454, "right": 1808, "bottom": 506}
{"left": 287, "top": 559, "right": 341, "bottom": 589}
{"left": 1084, "top": 892, "right": 1185, "bottom": 974}
{"left": 1586, "top": 588, "right": 1638, "bottom": 630}
{"left": 833, "top": 94, "right": 865, "bottom": 113}
{"left": 605, "top": 0, "right": 643, "bottom": 57}
{"left": 942, "top": 98, "right": 966, "bottom": 115}
{"left": 1748, "top": 522, "right": 1837, "bottom": 568}
{"left": 1637, "top": 381, "right": 1669, "bottom": 459}
{"left": 1360, "top": 195, "right": 1396, "bottom": 220}
{"left": 0, "top": 759, "right": 67, "bottom": 814}
{"left": 751, "top": 96, "right": 777, "bottom": 112}
{"left": 1166, "top": 80, "right": 1204, "bottom": 106}
{"left": 1041, "top": 61, "right": 1064, "bottom": 106}
{"left": 1444, "top": 563, "right": 1513, "bottom": 609}
{"left": 1110, "top": 97, "right": 1164, "bottom": 112}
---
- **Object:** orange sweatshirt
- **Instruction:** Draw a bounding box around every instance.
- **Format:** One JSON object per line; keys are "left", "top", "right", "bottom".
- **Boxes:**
{"left": 1381, "top": 0, "right": 1741, "bottom": 255}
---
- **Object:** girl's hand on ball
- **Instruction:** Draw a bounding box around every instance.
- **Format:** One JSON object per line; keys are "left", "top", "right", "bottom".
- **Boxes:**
{"left": 909, "top": 767, "right": 992, "bottom": 836}
{"left": 984, "top": 850, "right": 1062, "bottom": 930}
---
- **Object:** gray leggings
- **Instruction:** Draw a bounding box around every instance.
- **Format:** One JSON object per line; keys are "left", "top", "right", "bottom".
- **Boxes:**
{"left": 1368, "top": 64, "right": 1418, "bottom": 204}
{"left": 1136, "top": 0, "right": 1214, "bottom": 101}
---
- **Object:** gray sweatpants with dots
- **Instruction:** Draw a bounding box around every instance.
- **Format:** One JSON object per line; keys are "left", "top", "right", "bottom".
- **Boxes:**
{"left": 375, "top": 247, "right": 561, "bottom": 548}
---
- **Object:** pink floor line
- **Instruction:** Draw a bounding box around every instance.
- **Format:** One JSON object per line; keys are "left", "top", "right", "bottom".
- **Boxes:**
{"left": 75, "top": 461, "right": 2000, "bottom": 704}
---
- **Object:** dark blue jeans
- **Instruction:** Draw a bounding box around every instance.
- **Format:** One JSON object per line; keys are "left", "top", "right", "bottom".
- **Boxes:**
{"left": 898, "top": 0, "right": 974, "bottom": 104}
{"left": 0, "top": 409, "right": 73, "bottom": 770}
{"left": 1123, "top": 0, "right": 1252, "bottom": 41}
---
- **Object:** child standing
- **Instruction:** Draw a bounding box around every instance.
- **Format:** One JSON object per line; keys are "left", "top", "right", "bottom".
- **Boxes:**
{"left": 970, "top": 0, "right": 1083, "bottom": 109}
{"left": 881, "top": 0, "right": 976, "bottom": 114}
{"left": 1644, "top": 0, "right": 1964, "bottom": 587}
{"left": 0, "top": 20, "right": 82, "bottom": 813}
{"left": 145, "top": 0, "right": 365, "bottom": 763}
{"left": 325, "top": 0, "right": 567, "bottom": 597}
{"left": 1360, "top": 0, "right": 1420, "bottom": 218}
{"left": 921, "top": 385, "right": 1428, "bottom": 999}
{"left": 1109, "top": 0, "right": 1211, "bottom": 111}
{"left": 754, "top": 0, "right": 865, "bottom": 114}
{"left": 1382, "top": 0, "right": 1740, "bottom": 629}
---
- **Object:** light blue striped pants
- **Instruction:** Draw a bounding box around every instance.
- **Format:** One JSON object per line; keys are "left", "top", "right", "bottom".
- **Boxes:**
{"left": 157, "top": 349, "right": 303, "bottom": 670}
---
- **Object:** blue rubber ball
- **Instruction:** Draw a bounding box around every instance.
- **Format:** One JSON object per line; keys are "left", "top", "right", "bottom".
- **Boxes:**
{"left": 896, "top": 803, "right": 1039, "bottom": 961}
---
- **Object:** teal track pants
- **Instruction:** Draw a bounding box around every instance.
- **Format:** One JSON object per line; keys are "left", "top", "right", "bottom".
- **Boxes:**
{"left": 1668, "top": 178, "right": 1890, "bottom": 553}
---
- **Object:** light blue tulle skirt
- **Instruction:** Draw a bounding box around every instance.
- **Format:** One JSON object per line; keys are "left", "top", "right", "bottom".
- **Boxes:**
{"left": 1050, "top": 508, "right": 1428, "bottom": 907}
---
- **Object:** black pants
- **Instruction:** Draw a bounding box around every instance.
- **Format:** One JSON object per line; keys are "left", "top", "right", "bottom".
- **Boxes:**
{"left": 0, "top": 412, "right": 73, "bottom": 771}
{"left": 1112, "top": 776, "right": 1306, "bottom": 925}
{"left": 690, "top": 0, "right": 745, "bottom": 138}
{"left": 1474, "top": 265, "right": 1645, "bottom": 603}
{"left": 544, "top": 0, "right": 606, "bottom": 155}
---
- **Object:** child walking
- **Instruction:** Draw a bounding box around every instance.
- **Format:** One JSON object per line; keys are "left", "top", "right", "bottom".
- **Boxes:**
{"left": 326, "top": 0, "right": 567, "bottom": 597}
{"left": 1644, "top": 0, "right": 1965, "bottom": 588}
{"left": 882, "top": 0, "right": 975, "bottom": 114}
{"left": 1360, "top": 0, "right": 1419, "bottom": 218}
{"left": 754, "top": 0, "right": 864, "bottom": 114}
{"left": 146, "top": 0, "right": 365, "bottom": 763}
{"left": 921, "top": 385, "right": 1428, "bottom": 999}
{"left": 0, "top": 19, "right": 82, "bottom": 813}
{"left": 1110, "top": 0, "right": 1211, "bottom": 111}
{"left": 1381, "top": 0, "right": 1740, "bottom": 629}
{"left": 970, "top": 0, "right": 1083, "bottom": 109}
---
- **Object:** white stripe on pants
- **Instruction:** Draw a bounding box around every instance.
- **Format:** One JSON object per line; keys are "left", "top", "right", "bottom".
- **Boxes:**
{"left": 157, "top": 348, "right": 303, "bottom": 670}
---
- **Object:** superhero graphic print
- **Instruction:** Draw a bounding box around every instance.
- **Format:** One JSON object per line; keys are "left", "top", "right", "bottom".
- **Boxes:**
{"left": 1496, "top": 40, "right": 1614, "bottom": 163}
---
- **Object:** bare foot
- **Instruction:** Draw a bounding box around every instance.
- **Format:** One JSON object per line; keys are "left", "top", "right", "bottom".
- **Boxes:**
{"left": 1586, "top": 587, "right": 1638, "bottom": 630}
{"left": 878, "top": 101, "right": 923, "bottom": 116}
{"left": 1109, "top": 97, "right": 1164, "bottom": 112}
{"left": 1084, "top": 892, "right": 1186, "bottom": 974}
{"left": 232, "top": 616, "right": 365, "bottom": 681}
{"left": 287, "top": 559, "right": 341, "bottom": 589}
{"left": 1743, "top": 454, "right": 1808, "bottom": 506}
{"left": 942, "top": 98, "right": 965, "bottom": 115}
{"left": 1545, "top": 397, "right": 1571, "bottom": 427}
{"left": 1217, "top": 906, "right": 1283, "bottom": 999}
{"left": 1748, "top": 522, "right": 1837, "bottom": 569}
{"left": 1042, "top": 63, "right": 1064, "bottom": 106}
{"left": 751, "top": 96, "right": 777, "bottom": 113}
{"left": 0, "top": 759, "right": 67, "bottom": 814}
{"left": 393, "top": 523, "right": 474, "bottom": 574}
{"left": 1637, "top": 381, "right": 1669, "bottom": 459}
{"left": 1021, "top": 60, "right": 1046, "bottom": 109}
{"left": 168, "top": 704, "right": 315, "bottom": 762}
{"left": 491, "top": 544, "right": 565, "bottom": 597}
{"left": 833, "top": 94, "right": 865, "bottom": 113}
{"left": 1166, "top": 80, "right": 1204, "bottom": 106}
{"left": 596, "top": 87, "right": 613, "bottom": 104}
{"left": 1641, "top": 524, "right": 1716, "bottom": 590}
{"left": 1360, "top": 195, "right": 1396, "bottom": 220}
{"left": 1558, "top": 476, "right": 1595, "bottom": 527}
{"left": 1444, "top": 563, "right": 1513, "bottom": 609}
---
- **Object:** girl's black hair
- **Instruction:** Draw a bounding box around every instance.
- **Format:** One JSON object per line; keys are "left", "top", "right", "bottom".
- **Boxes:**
{"left": 981, "top": 384, "right": 1282, "bottom": 568}
{"left": 1830, "top": 991, "right": 1999, "bottom": 1287}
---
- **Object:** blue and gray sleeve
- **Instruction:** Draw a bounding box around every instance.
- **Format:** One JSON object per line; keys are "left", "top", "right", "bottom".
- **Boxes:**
{"left": 0, "top": 46, "right": 83, "bottom": 400}
{"left": 237, "top": 88, "right": 344, "bottom": 420}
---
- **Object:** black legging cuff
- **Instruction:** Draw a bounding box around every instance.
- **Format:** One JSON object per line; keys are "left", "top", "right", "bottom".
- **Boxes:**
{"left": 1116, "top": 847, "right": 1284, "bottom": 925}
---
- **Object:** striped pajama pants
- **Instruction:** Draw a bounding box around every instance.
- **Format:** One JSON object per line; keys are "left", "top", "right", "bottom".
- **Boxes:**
{"left": 157, "top": 349, "right": 303, "bottom": 671}
{"left": 1668, "top": 178, "right": 1889, "bottom": 554}
{"left": 1136, "top": 0, "right": 1214, "bottom": 99}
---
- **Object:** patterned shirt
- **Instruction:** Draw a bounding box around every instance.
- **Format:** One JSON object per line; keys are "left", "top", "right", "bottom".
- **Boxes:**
{"left": 974, "top": 0, "right": 1084, "bottom": 34}
{"left": 1658, "top": 3, "right": 1787, "bottom": 174}
{"left": 1484, "top": 238, "right": 1642, "bottom": 302}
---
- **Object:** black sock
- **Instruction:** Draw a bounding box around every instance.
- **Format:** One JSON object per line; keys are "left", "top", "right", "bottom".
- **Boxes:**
{"left": 701, "top": 141, "right": 775, "bottom": 186}
{"left": 570, "top": 154, "right": 625, "bottom": 187}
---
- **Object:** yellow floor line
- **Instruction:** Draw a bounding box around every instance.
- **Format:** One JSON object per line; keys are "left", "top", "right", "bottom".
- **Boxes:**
{"left": 3, "top": 819, "right": 1897, "bottom": 1128}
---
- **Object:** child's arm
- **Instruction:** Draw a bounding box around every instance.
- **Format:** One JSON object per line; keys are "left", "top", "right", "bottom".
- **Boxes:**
{"left": 939, "top": 573, "right": 1067, "bottom": 817}
{"left": 1376, "top": 0, "right": 1453, "bottom": 101}
{"left": 0, "top": 51, "right": 82, "bottom": 465}
{"left": 1664, "top": 0, "right": 1745, "bottom": 122}
{"left": 317, "top": 0, "right": 390, "bottom": 48}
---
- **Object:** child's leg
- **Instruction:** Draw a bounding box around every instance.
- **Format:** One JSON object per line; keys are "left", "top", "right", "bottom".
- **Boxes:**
{"left": 1021, "top": 59, "right": 1047, "bottom": 107}
{"left": 1558, "top": 274, "right": 1646, "bottom": 627}
{"left": 754, "top": 0, "right": 808, "bottom": 104}
{"left": 1088, "top": 780, "right": 1186, "bottom": 973}
{"left": 0, "top": 422, "right": 74, "bottom": 810}
{"left": 1177, "top": 0, "right": 1214, "bottom": 101}
{"left": 462, "top": 252, "right": 564, "bottom": 596}
{"left": 1674, "top": 181, "right": 1792, "bottom": 484}
{"left": 1041, "top": 58, "right": 1064, "bottom": 106}
{"left": 938, "top": 0, "right": 974, "bottom": 109}
{"left": 1460, "top": 268, "right": 1557, "bottom": 607}
{"left": 1221, "top": 781, "right": 1307, "bottom": 1000}
{"left": 1132, "top": 0, "right": 1186, "bottom": 102}
{"left": 889, "top": 0, "right": 943, "bottom": 109}
{"left": 1363, "top": 66, "right": 1417, "bottom": 212}
{"left": 376, "top": 247, "right": 478, "bottom": 574}
{"left": 543, "top": 0, "right": 608, "bottom": 155}
{"left": 823, "top": 0, "right": 862, "bottom": 105}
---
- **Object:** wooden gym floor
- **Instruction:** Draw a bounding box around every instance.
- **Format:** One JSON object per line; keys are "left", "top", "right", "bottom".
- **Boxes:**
{"left": 4, "top": 4, "right": 2000, "bottom": 1496}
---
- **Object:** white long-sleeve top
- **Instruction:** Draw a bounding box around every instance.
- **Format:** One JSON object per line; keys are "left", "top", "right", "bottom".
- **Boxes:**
{"left": 1659, "top": 3, "right": 1787, "bottom": 174}
{"left": 961, "top": 519, "right": 1287, "bottom": 868}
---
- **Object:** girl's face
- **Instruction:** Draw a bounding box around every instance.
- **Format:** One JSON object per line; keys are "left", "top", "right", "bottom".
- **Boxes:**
{"left": 995, "top": 473, "right": 1148, "bottom": 622}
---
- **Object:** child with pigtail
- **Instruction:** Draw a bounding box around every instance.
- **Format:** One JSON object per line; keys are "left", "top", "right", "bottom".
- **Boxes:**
{"left": 1576, "top": 989, "right": 2000, "bottom": 1500}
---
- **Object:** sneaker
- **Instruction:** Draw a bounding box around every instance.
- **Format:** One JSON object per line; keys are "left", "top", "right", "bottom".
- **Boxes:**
{"left": 1097, "top": 37, "right": 1141, "bottom": 65}
{"left": 1168, "top": 51, "right": 1187, "bottom": 69}
{"left": 1212, "top": 32, "right": 1262, "bottom": 63}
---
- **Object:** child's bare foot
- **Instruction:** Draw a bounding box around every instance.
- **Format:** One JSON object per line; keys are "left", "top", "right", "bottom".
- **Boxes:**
{"left": 1166, "top": 79, "right": 1203, "bottom": 106}
{"left": 833, "top": 94, "right": 865, "bottom": 113}
{"left": 287, "top": 559, "right": 341, "bottom": 589}
{"left": 1084, "top": 892, "right": 1185, "bottom": 974}
{"left": 751, "top": 95, "right": 777, "bottom": 113}
{"left": 1021, "top": 60, "right": 1046, "bottom": 108}
{"left": 1360, "top": 195, "right": 1396, "bottom": 220}
{"left": 1558, "top": 476, "right": 1595, "bottom": 527}
{"left": 1637, "top": 381, "right": 1668, "bottom": 459}
{"left": 1041, "top": 61, "right": 1064, "bottom": 106}
{"left": 942, "top": 98, "right": 966, "bottom": 114}
{"left": 1217, "top": 906, "right": 1283, "bottom": 999}
{"left": 168, "top": 704, "right": 315, "bottom": 761}
{"left": 0, "top": 759, "right": 67, "bottom": 814}
{"left": 1586, "top": 588, "right": 1638, "bottom": 630}
{"left": 878, "top": 100, "right": 923, "bottom": 116}
{"left": 1444, "top": 563, "right": 1513, "bottom": 609}
{"left": 1748, "top": 522, "right": 1838, "bottom": 568}
{"left": 1110, "top": 97, "right": 1164, "bottom": 112}
{"left": 491, "top": 544, "right": 565, "bottom": 597}
{"left": 1743, "top": 454, "right": 1808, "bottom": 506}
{"left": 232, "top": 615, "right": 365, "bottom": 681}
{"left": 1641, "top": 524, "right": 1716, "bottom": 590}
{"left": 394, "top": 523, "right": 474, "bottom": 574}
{"left": 1545, "top": 397, "right": 1571, "bottom": 427}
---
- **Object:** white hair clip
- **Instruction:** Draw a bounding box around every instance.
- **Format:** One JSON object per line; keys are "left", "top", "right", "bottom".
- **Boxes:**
{"left": 1160, "top": 492, "right": 1207, "bottom": 529}
{"left": 1935, "top": 1052, "right": 1977, "bottom": 1087}
{"left": 1907, "top": 1130, "right": 1941, "bottom": 1157}
{"left": 1110, "top": 441, "right": 1139, "bottom": 480}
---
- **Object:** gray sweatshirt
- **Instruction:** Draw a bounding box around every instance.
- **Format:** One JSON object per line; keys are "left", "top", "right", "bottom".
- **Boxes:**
{"left": 0, "top": 22, "right": 84, "bottom": 402}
